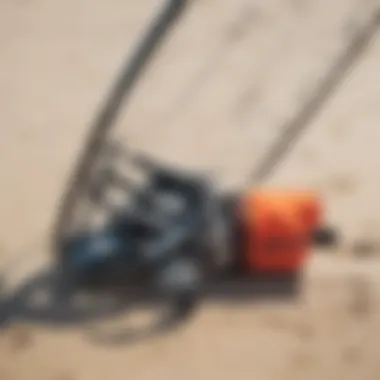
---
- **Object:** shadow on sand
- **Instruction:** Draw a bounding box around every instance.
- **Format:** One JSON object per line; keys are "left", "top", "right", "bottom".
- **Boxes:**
{"left": 52, "top": 0, "right": 190, "bottom": 256}
{"left": 0, "top": 264, "right": 300, "bottom": 347}
{"left": 248, "top": 8, "right": 380, "bottom": 185}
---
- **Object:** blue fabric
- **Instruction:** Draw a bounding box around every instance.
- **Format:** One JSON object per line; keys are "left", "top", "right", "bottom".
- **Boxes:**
{"left": 67, "top": 231, "right": 124, "bottom": 274}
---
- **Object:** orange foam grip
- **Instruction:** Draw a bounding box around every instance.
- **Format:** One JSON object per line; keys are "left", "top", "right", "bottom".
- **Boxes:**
{"left": 239, "top": 190, "right": 323, "bottom": 273}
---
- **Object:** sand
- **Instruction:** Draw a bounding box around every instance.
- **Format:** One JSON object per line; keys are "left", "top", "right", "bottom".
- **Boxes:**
{"left": 1, "top": 0, "right": 380, "bottom": 379}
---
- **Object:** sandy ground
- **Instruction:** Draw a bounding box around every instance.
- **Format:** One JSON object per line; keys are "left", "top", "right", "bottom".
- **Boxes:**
{"left": 1, "top": 0, "right": 380, "bottom": 379}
